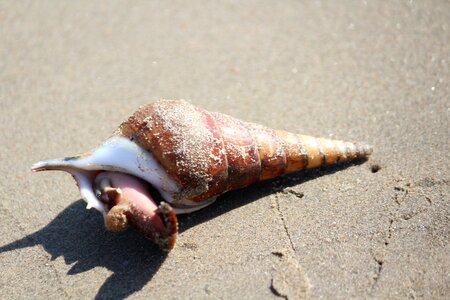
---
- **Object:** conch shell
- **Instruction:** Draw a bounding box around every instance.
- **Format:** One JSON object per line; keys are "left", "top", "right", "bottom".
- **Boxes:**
{"left": 32, "top": 100, "right": 372, "bottom": 250}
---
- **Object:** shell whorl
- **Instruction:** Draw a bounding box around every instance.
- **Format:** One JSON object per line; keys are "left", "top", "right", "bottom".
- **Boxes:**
{"left": 117, "top": 100, "right": 372, "bottom": 204}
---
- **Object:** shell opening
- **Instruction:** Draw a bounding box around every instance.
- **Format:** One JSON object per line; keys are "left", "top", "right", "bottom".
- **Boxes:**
{"left": 31, "top": 136, "right": 214, "bottom": 215}
{"left": 32, "top": 136, "right": 180, "bottom": 213}
{"left": 93, "top": 171, "right": 166, "bottom": 233}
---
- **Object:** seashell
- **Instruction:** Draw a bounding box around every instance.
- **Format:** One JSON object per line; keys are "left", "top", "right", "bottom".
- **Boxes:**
{"left": 32, "top": 100, "right": 372, "bottom": 250}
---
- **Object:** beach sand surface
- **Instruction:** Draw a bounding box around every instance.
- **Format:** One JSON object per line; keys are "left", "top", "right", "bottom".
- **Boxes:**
{"left": 0, "top": 1, "right": 448, "bottom": 299}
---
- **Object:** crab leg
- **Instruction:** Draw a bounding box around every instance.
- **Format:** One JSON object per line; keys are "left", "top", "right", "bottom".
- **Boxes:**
{"left": 94, "top": 172, "right": 178, "bottom": 250}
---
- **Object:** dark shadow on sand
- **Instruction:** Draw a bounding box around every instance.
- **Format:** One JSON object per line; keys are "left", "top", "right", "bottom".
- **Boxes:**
{"left": 0, "top": 159, "right": 367, "bottom": 299}
{"left": 177, "top": 159, "right": 368, "bottom": 232}
{"left": 0, "top": 200, "right": 166, "bottom": 299}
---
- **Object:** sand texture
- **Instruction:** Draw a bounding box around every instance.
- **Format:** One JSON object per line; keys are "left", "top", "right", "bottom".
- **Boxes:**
{"left": 1, "top": 1, "right": 449, "bottom": 299}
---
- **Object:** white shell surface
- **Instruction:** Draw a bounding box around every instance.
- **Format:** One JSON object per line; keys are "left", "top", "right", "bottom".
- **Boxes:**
{"left": 32, "top": 136, "right": 219, "bottom": 214}
{"left": 79, "top": 136, "right": 180, "bottom": 195}
{"left": 33, "top": 136, "right": 179, "bottom": 212}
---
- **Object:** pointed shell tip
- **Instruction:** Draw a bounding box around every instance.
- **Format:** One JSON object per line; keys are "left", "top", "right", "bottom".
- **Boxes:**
{"left": 364, "top": 144, "right": 373, "bottom": 156}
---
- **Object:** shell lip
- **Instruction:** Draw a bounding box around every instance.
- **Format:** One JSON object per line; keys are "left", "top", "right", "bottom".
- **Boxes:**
{"left": 31, "top": 136, "right": 179, "bottom": 212}
{"left": 32, "top": 136, "right": 217, "bottom": 214}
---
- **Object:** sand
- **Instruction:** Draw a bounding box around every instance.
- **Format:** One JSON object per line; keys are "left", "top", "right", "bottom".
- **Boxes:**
{"left": 0, "top": 1, "right": 449, "bottom": 299}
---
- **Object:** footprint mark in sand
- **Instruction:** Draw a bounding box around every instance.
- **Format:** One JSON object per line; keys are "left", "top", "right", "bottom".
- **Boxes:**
{"left": 271, "top": 251, "right": 310, "bottom": 300}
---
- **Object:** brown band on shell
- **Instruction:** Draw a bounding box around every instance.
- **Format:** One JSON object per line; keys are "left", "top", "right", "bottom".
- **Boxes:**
{"left": 317, "top": 139, "right": 327, "bottom": 166}
{"left": 118, "top": 100, "right": 228, "bottom": 203}
{"left": 355, "top": 143, "right": 368, "bottom": 158}
{"left": 212, "top": 112, "right": 261, "bottom": 191}
{"left": 251, "top": 125, "right": 287, "bottom": 181}
{"left": 150, "top": 101, "right": 227, "bottom": 202}
{"left": 344, "top": 142, "right": 357, "bottom": 161}
{"left": 295, "top": 134, "right": 309, "bottom": 170}
{"left": 333, "top": 140, "right": 346, "bottom": 163}
{"left": 301, "top": 135, "right": 323, "bottom": 169}
{"left": 319, "top": 138, "right": 338, "bottom": 165}
{"left": 354, "top": 144, "right": 362, "bottom": 159}
{"left": 190, "top": 108, "right": 228, "bottom": 202}
{"left": 277, "top": 130, "right": 308, "bottom": 173}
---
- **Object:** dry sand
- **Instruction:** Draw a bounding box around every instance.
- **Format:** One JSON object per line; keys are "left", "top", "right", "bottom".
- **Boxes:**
{"left": 0, "top": 1, "right": 449, "bottom": 299}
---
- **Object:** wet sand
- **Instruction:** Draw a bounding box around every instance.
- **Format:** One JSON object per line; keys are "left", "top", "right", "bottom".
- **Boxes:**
{"left": 0, "top": 1, "right": 449, "bottom": 299}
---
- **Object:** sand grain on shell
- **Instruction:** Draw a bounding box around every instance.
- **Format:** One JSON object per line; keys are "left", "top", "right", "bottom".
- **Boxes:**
{"left": 154, "top": 100, "right": 216, "bottom": 195}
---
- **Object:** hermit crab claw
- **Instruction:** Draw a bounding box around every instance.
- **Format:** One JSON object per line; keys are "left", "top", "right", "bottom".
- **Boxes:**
{"left": 31, "top": 136, "right": 179, "bottom": 251}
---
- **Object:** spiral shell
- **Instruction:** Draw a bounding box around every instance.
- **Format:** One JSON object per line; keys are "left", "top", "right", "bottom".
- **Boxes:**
{"left": 118, "top": 100, "right": 372, "bottom": 206}
{"left": 32, "top": 99, "right": 372, "bottom": 250}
